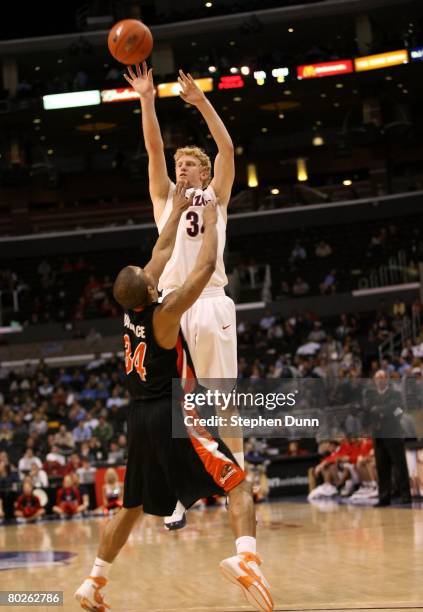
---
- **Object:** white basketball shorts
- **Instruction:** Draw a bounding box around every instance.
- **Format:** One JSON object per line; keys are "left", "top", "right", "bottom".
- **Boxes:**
{"left": 164, "top": 287, "right": 237, "bottom": 385}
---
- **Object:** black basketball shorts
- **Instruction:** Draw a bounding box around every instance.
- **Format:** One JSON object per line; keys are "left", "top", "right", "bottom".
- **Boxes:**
{"left": 123, "top": 397, "right": 245, "bottom": 516}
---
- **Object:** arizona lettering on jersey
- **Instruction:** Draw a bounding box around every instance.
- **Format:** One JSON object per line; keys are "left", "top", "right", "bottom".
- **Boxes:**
{"left": 157, "top": 183, "right": 228, "bottom": 293}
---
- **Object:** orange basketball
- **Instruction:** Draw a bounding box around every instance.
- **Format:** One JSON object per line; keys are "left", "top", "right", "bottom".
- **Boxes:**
{"left": 108, "top": 19, "right": 153, "bottom": 65}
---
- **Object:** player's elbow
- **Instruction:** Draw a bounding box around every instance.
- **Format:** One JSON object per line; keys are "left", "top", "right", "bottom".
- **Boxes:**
{"left": 204, "top": 260, "right": 217, "bottom": 275}
{"left": 220, "top": 141, "right": 234, "bottom": 156}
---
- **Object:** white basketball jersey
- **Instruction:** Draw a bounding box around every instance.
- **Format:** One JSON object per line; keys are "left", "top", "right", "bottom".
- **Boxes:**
{"left": 157, "top": 182, "right": 228, "bottom": 293}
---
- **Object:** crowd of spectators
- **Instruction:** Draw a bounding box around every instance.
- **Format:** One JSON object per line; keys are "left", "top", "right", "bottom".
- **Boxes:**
{"left": 227, "top": 218, "right": 423, "bottom": 303}
{"left": 2, "top": 217, "right": 421, "bottom": 328}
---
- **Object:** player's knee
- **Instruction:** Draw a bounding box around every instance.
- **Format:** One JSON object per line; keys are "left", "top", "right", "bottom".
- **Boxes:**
{"left": 121, "top": 505, "right": 143, "bottom": 520}
{"left": 229, "top": 479, "right": 253, "bottom": 500}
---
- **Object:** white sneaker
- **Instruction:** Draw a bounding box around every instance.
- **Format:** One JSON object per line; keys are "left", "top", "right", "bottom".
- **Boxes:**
{"left": 164, "top": 501, "right": 186, "bottom": 531}
{"left": 74, "top": 576, "right": 110, "bottom": 611}
{"left": 308, "top": 483, "right": 338, "bottom": 500}
{"left": 340, "top": 480, "right": 355, "bottom": 497}
{"left": 220, "top": 552, "right": 274, "bottom": 612}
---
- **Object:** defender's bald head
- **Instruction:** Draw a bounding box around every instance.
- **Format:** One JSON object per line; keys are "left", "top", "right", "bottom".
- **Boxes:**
{"left": 113, "top": 266, "right": 149, "bottom": 310}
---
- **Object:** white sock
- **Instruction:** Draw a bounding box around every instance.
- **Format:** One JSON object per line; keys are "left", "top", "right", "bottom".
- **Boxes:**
{"left": 175, "top": 500, "right": 186, "bottom": 516}
{"left": 236, "top": 536, "right": 256, "bottom": 555}
{"left": 234, "top": 452, "right": 245, "bottom": 470}
{"left": 91, "top": 557, "right": 111, "bottom": 579}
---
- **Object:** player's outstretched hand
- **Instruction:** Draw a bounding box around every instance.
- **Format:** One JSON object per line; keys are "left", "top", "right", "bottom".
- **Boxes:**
{"left": 178, "top": 70, "right": 206, "bottom": 106}
{"left": 203, "top": 200, "right": 218, "bottom": 226}
{"left": 124, "top": 62, "right": 155, "bottom": 98}
{"left": 172, "top": 181, "right": 193, "bottom": 214}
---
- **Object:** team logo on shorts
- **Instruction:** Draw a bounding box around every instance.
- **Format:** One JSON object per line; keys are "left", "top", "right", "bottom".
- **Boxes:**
{"left": 220, "top": 463, "right": 236, "bottom": 485}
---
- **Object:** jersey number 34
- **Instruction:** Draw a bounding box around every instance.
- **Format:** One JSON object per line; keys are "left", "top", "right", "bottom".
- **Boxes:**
{"left": 124, "top": 334, "right": 147, "bottom": 381}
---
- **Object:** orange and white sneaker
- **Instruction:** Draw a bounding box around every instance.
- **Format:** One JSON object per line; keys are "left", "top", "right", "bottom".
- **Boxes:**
{"left": 220, "top": 552, "right": 274, "bottom": 612}
{"left": 74, "top": 576, "right": 110, "bottom": 612}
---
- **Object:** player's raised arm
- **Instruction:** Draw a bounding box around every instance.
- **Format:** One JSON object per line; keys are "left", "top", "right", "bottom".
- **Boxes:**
{"left": 124, "top": 62, "right": 170, "bottom": 221}
{"left": 144, "top": 182, "right": 193, "bottom": 285}
{"left": 178, "top": 70, "right": 235, "bottom": 206}
{"left": 153, "top": 202, "right": 218, "bottom": 348}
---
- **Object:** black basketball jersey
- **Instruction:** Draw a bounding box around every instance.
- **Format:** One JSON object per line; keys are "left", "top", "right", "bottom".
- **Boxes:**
{"left": 122, "top": 303, "right": 180, "bottom": 400}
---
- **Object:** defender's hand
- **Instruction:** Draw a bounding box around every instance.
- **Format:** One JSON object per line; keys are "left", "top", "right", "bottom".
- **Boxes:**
{"left": 124, "top": 62, "right": 155, "bottom": 98}
{"left": 203, "top": 200, "right": 218, "bottom": 226}
{"left": 172, "top": 181, "right": 193, "bottom": 214}
{"left": 178, "top": 70, "right": 206, "bottom": 106}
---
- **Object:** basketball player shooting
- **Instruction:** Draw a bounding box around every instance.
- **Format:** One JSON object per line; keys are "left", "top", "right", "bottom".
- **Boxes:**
{"left": 75, "top": 189, "right": 273, "bottom": 612}
{"left": 124, "top": 62, "right": 244, "bottom": 530}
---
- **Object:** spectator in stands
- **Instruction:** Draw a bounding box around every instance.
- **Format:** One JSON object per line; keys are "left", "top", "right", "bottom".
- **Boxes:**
{"left": 259, "top": 309, "right": 276, "bottom": 331}
{"left": 18, "top": 448, "right": 42, "bottom": 479}
{"left": 45, "top": 444, "right": 66, "bottom": 467}
{"left": 276, "top": 280, "right": 291, "bottom": 300}
{"left": 76, "top": 457, "right": 96, "bottom": 486}
{"left": 72, "top": 419, "right": 92, "bottom": 444}
{"left": 292, "top": 277, "right": 310, "bottom": 296}
{"left": 38, "top": 377, "right": 53, "bottom": 398}
{"left": 14, "top": 480, "right": 45, "bottom": 523}
{"left": 94, "top": 415, "right": 113, "bottom": 448}
{"left": 392, "top": 298, "right": 406, "bottom": 318}
{"left": 308, "top": 321, "right": 327, "bottom": 343}
{"left": 29, "top": 412, "right": 48, "bottom": 437}
{"left": 54, "top": 425, "right": 74, "bottom": 451}
{"left": 53, "top": 474, "right": 85, "bottom": 518}
{"left": 0, "top": 459, "right": 17, "bottom": 489}
{"left": 0, "top": 422, "right": 13, "bottom": 448}
{"left": 12, "top": 414, "right": 28, "bottom": 457}
{"left": 315, "top": 240, "right": 332, "bottom": 258}
{"left": 290, "top": 241, "right": 307, "bottom": 263}
{"left": 89, "top": 436, "right": 106, "bottom": 462}
{"left": 65, "top": 452, "right": 82, "bottom": 475}
{"left": 320, "top": 269, "right": 337, "bottom": 294}
{"left": 406, "top": 260, "right": 419, "bottom": 281}
{"left": 106, "top": 386, "right": 127, "bottom": 410}
{"left": 107, "top": 441, "right": 125, "bottom": 464}
{"left": 116, "top": 434, "right": 127, "bottom": 457}
{"left": 29, "top": 463, "right": 49, "bottom": 489}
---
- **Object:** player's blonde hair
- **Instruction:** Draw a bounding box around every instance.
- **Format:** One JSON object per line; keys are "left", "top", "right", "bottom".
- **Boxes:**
{"left": 174, "top": 146, "right": 211, "bottom": 187}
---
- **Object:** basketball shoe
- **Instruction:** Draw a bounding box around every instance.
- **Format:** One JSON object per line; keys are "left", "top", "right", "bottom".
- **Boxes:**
{"left": 164, "top": 501, "right": 186, "bottom": 531}
{"left": 74, "top": 576, "right": 110, "bottom": 611}
{"left": 220, "top": 552, "right": 274, "bottom": 611}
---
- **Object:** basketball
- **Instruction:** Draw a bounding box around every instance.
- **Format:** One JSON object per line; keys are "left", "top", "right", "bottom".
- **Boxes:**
{"left": 108, "top": 19, "right": 153, "bottom": 65}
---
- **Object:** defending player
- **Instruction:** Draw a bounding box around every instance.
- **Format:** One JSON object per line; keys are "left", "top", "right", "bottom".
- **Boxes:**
{"left": 75, "top": 193, "right": 273, "bottom": 612}
{"left": 124, "top": 62, "right": 244, "bottom": 529}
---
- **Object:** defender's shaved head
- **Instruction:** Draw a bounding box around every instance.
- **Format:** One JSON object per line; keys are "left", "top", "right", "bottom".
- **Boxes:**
{"left": 113, "top": 266, "right": 150, "bottom": 310}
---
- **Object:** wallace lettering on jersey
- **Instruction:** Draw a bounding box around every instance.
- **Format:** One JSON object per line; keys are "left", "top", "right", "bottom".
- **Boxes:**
{"left": 123, "top": 304, "right": 180, "bottom": 401}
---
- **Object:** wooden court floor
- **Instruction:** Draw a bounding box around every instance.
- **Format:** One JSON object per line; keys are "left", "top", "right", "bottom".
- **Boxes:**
{"left": 0, "top": 501, "right": 422, "bottom": 611}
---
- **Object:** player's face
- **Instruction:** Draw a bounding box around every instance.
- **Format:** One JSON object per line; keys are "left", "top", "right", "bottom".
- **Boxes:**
{"left": 144, "top": 271, "right": 158, "bottom": 303}
{"left": 175, "top": 155, "right": 208, "bottom": 188}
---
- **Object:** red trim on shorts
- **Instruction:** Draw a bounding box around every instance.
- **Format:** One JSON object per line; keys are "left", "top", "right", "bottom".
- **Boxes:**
{"left": 175, "top": 333, "right": 243, "bottom": 492}
{"left": 184, "top": 404, "right": 244, "bottom": 493}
